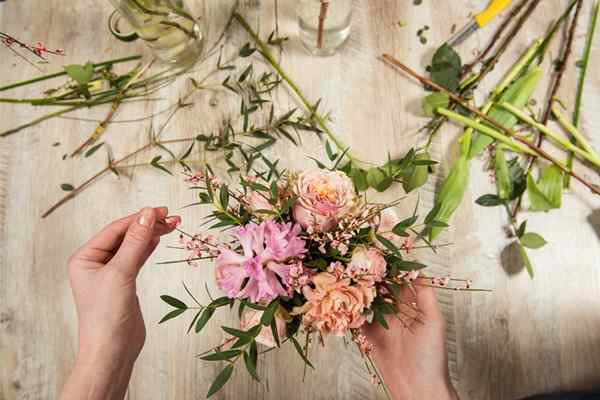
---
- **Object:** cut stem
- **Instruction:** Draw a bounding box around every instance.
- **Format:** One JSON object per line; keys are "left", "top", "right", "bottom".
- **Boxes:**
{"left": 437, "top": 108, "right": 536, "bottom": 156}
{"left": 0, "top": 55, "right": 142, "bottom": 93}
{"left": 317, "top": 1, "right": 330, "bottom": 49}
{"left": 552, "top": 105, "right": 599, "bottom": 158}
{"left": 499, "top": 102, "right": 600, "bottom": 168}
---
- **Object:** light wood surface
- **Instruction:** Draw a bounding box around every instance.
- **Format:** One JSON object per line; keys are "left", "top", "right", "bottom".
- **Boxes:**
{"left": 1, "top": 1, "right": 599, "bottom": 399}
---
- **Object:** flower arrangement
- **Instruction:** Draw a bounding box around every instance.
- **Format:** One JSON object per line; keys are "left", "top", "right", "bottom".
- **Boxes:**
{"left": 159, "top": 162, "right": 474, "bottom": 398}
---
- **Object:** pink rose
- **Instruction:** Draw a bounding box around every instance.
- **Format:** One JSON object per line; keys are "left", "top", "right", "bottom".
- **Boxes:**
{"left": 292, "top": 272, "right": 375, "bottom": 336}
{"left": 239, "top": 308, "right": 288, "bottom": 348}
{"left": 347, "top": 246, "right": 387, "bottom": 284}
{"left": 246, "top": 191, "right": 275, "bottom": 216}
{"left": 375, "top": 208, "right": 403, "bottom": 249}
{"left": 293, "top": 170, "right": 355, "bottom": 232}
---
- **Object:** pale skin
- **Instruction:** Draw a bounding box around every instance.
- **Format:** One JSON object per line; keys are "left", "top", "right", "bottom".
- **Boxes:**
{"left": 61, "top": 209, "right": 457, "bottom": 400}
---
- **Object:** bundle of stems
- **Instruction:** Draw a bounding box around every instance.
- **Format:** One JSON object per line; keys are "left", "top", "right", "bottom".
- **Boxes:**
{"left": 0, "top": 55, "right": 191, "bottom": 142}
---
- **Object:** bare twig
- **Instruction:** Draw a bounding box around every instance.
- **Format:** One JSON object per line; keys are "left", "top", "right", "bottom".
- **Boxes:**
{"left": 463, "top": 0, "right": 532, "bottom": 75}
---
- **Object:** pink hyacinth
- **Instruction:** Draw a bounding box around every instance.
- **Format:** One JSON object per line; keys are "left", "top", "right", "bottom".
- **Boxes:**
{"left": 215, "top": 221, "right": 307, "bottom": 303}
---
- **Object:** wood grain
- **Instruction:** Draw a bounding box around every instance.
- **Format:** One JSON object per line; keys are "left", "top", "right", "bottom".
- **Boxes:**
{"left": 1, "top": 1, "right": 599, "bottom": 399}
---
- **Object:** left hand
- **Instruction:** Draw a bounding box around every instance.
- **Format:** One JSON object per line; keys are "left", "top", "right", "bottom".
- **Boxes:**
{"left": 61, "top": 207, "right": 180, "bottom": 400}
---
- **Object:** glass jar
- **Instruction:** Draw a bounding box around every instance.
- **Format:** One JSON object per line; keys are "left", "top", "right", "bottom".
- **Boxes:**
{"left": 108, "top": 0, "right": 205, "bottom": 66}
{"left": 297, "top": 0, "right": 353, "bottom": 57}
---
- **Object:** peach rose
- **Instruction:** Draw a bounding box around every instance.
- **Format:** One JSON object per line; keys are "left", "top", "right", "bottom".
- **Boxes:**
{"left": 239, "top": 308, "right": 288, "bottom": 348}
{"left": 347, "top": 246, "right": 387, "bottom": 284}
{"left": 293, "top": 170, "right": 355, "bottom": 232}
{"left": 292, "top": 272, "right": 375, "bottom": 336}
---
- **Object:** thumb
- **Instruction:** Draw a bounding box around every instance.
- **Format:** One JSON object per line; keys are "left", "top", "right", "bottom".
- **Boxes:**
{"left": 109, "top": 207, "right": 157, "bottom": 281}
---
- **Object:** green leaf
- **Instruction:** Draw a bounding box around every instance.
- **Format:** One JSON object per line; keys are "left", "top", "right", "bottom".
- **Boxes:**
{"left": 507, "top": 158, "right": 526, "bottom": 200}
{"left": 366, "top": 167, "right": 386, "bottom": 190}
{"left": 160, "top": 295, "right": 187, "bottom": 309}
{"left": 392, "top": 215, "right": 418, "bottom": 236}
{"left": 195, "top": 307, "right": 215, "bottom": 333}
{"left": 349, "top": 167, "right": 368, "bottom": 192}
{"left": 290, "top": 336, "right": 314, "bottom": 369}
{"left": 219, "top": 186, "right": 230, "bottom": 209}
{"left": 84, "top": 142, "right": 104, "bottom": 158}
{"left": 527, "top": 166, "right": 563, "bottom": 211}
{"left": 243, "top": 349, "right": 260, "bottom": 381}
{"left": 475, "top": 194, "right": 504, "bottom": 207}
{"left": 159, "top": 308, "right": 186, "bottom": 324}
{"left": 520, "top": 232, "right": 547, "bottom": 249}
{"left": 206, "top": 364, "right": 234, "bottom": 398}
{"left": 516, "top": 220, "right": 527, "bottom": 238}
{"left": 517, "top": 241, "right": 535, "bottom": 279}
{"left": 61, "top": 183, "right": 74, "bottom": 192}
{"left": 402, "top": 152, "right": 430, "bottom": 193}
{"left": 260, "top": 300, "right": 279, "bottom": 326}
{"left": 376, "top": 234, "right": 400, "bottom": 255}
{"left": 187, "top": 311, "right": 201, "bottom": 333}
{"left": 430, "top": 43, "right": 462, "bottom": 91}
{"left": 200, "top": 349, "right": 241, "bottom": 362}
{"left": 151, "top": 155, "right": 173, "bottom": 175}
{"left": 239, "top": 43, "right": 256, "bottom": 57}
{"left": 64, "top": 62, "right": 94, "bottom": 86}
{"left": 222, "top": 326, "right": 257, "bottom": 339}
{"left": 373, "top": 309, "right": 389, "bottom": 329}
{"left": 423, "top": 92, "right": 449, "bottom": 117}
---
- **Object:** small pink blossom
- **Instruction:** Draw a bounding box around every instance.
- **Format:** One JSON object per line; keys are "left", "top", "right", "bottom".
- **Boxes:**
{"left": 239, "top": 308, "right": 288, "bottom": 348}
{"left": 292, "top": 272, "right": 375, "bottom": 336}
{"left": 375, "top": 208, "right": 403, "bottom": 249}
{"left": 215, "top": 221, "right": 306, "bottom": 303}
{"left": 401, "top": 238, "right": 414, "bottom": 253}
{"left": 293, "top": 170, "right": 356, "bottom": 232}
{"left": 347, "top": 246, "right": 387, "bottom": 284}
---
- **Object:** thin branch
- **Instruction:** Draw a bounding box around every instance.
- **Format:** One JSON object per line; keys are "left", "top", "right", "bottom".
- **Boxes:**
{"left": 317, "top": 1, "right": 330, "bottom": 49}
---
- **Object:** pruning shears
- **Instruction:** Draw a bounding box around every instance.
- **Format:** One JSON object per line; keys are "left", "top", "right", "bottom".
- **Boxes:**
{"left": 448, "top": 0, "right": 514, "bottom": 46}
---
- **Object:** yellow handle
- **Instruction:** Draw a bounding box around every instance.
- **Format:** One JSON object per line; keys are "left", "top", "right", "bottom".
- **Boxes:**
{"left": 475, "top": 0, "right": 513, "bottom": 27}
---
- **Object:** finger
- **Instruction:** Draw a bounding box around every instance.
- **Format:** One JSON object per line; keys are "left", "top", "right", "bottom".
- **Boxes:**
{"left": 109, "top": 207, "right": 158, "bottom": 280}
{"left": 70, "top": 207, "right": 169, "bottom": 265}
{"left": 411, "top": 278, "right": 443, "bottom": 322}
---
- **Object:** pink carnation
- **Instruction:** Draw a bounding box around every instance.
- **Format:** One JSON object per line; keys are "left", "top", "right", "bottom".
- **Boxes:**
{"left": 215, "top": 221, "right": 306, "bottom": 303}
{"left": 239, "top": 308, "right": 288, "bottom": 348}
{"left": 293, "top": 170, "right": 355, "bottom": 232}
{"left": 347, "top": 246, "right": 387, "bottom": 284}
{"left": 292, "top": 272, "right": 375, "bottom": 336}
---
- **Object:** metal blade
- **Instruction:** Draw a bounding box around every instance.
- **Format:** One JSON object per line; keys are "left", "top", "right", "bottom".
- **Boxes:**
{"left": 447, "top": 20, "right": 479, "bottom": 47}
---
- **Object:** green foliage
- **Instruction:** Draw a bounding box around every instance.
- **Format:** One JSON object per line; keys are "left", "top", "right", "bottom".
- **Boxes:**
{"left": 520, "top": 232, "right": 547, "bottom": 249}
{"left": 423, "top": 92, "right": 449, "bottom": 117}
{"left": 429, "top": 44, "right": 462, "bottom": 92}
{"left": 527, "top": 165, "right": 563, "bottom": 211}
{"left": 206, "top": 364, "right": 234, "bottom": 398}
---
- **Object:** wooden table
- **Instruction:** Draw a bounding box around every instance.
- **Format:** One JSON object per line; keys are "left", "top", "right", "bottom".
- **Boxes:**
{"left": 1, "top": 1, "right": 599, "bottom": 399}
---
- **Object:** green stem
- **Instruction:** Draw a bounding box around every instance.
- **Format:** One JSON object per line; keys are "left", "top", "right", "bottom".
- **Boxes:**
{"left": 0, "top": 55, "right": 142, "bottom": 93}
{"left": 552, "top": 105, "right": 599, "bottom": 158}
{"left": 499, "top": 102, "right": 600, "bottom": 168}
{"left": 437, "top": 108, "right": 536, "bottom": 156}
{"left": 566, "top": 0, "right": 599, "bottom": 185}
{"left": 0, "top": 106, "right": 83, "bottom": 137}
{"left": 233, "top": 12, "right": 354, "bottom": 162}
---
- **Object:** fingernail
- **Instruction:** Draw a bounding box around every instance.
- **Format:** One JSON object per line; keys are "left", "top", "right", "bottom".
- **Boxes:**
{"left": 165, "top": 215, "right": 181, "bottom": 227}
{"left": 138, "top": 207, "right": 155, "bottom": 227}
{"left": 156, "top": 207, "right": 169, "bottom": 218}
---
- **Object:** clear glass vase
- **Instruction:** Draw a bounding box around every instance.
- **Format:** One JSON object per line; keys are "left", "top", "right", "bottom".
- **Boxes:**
{"left": 297, "top": 0, "right": 353, "bottom": 57}
{"left": 108, "top": 0, "right": 205, "bottom": 66}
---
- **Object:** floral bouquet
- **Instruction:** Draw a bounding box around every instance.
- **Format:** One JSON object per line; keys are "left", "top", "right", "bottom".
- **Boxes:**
{"left": 159, "top": 163, "right": 472, "bottom": 397}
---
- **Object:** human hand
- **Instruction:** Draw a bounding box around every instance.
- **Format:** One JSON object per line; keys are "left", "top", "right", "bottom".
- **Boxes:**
{"left": 61, "top": 207, "right": 180, "bottom": 400}
{"left": 362, "top": 280, "right": 459, "bottom": 400}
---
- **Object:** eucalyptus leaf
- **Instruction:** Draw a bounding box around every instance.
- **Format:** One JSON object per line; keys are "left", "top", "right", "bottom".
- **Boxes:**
{"left": 430, "top": 44, "right": 462, "bottom": 92}
{"left": 206, "top": 364, "right": 234, "bottom": 398}
{"left": 475, "top": 194, "right": 504, "bottom": 207}
{"left": 402, "top": 152, "right": 430, "bottom": 193}
{"left": 64, "top": 62, "right": 94, "bottom": 86}
{"left": 520, "top": 232, "right": 547, "bottom": 249}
